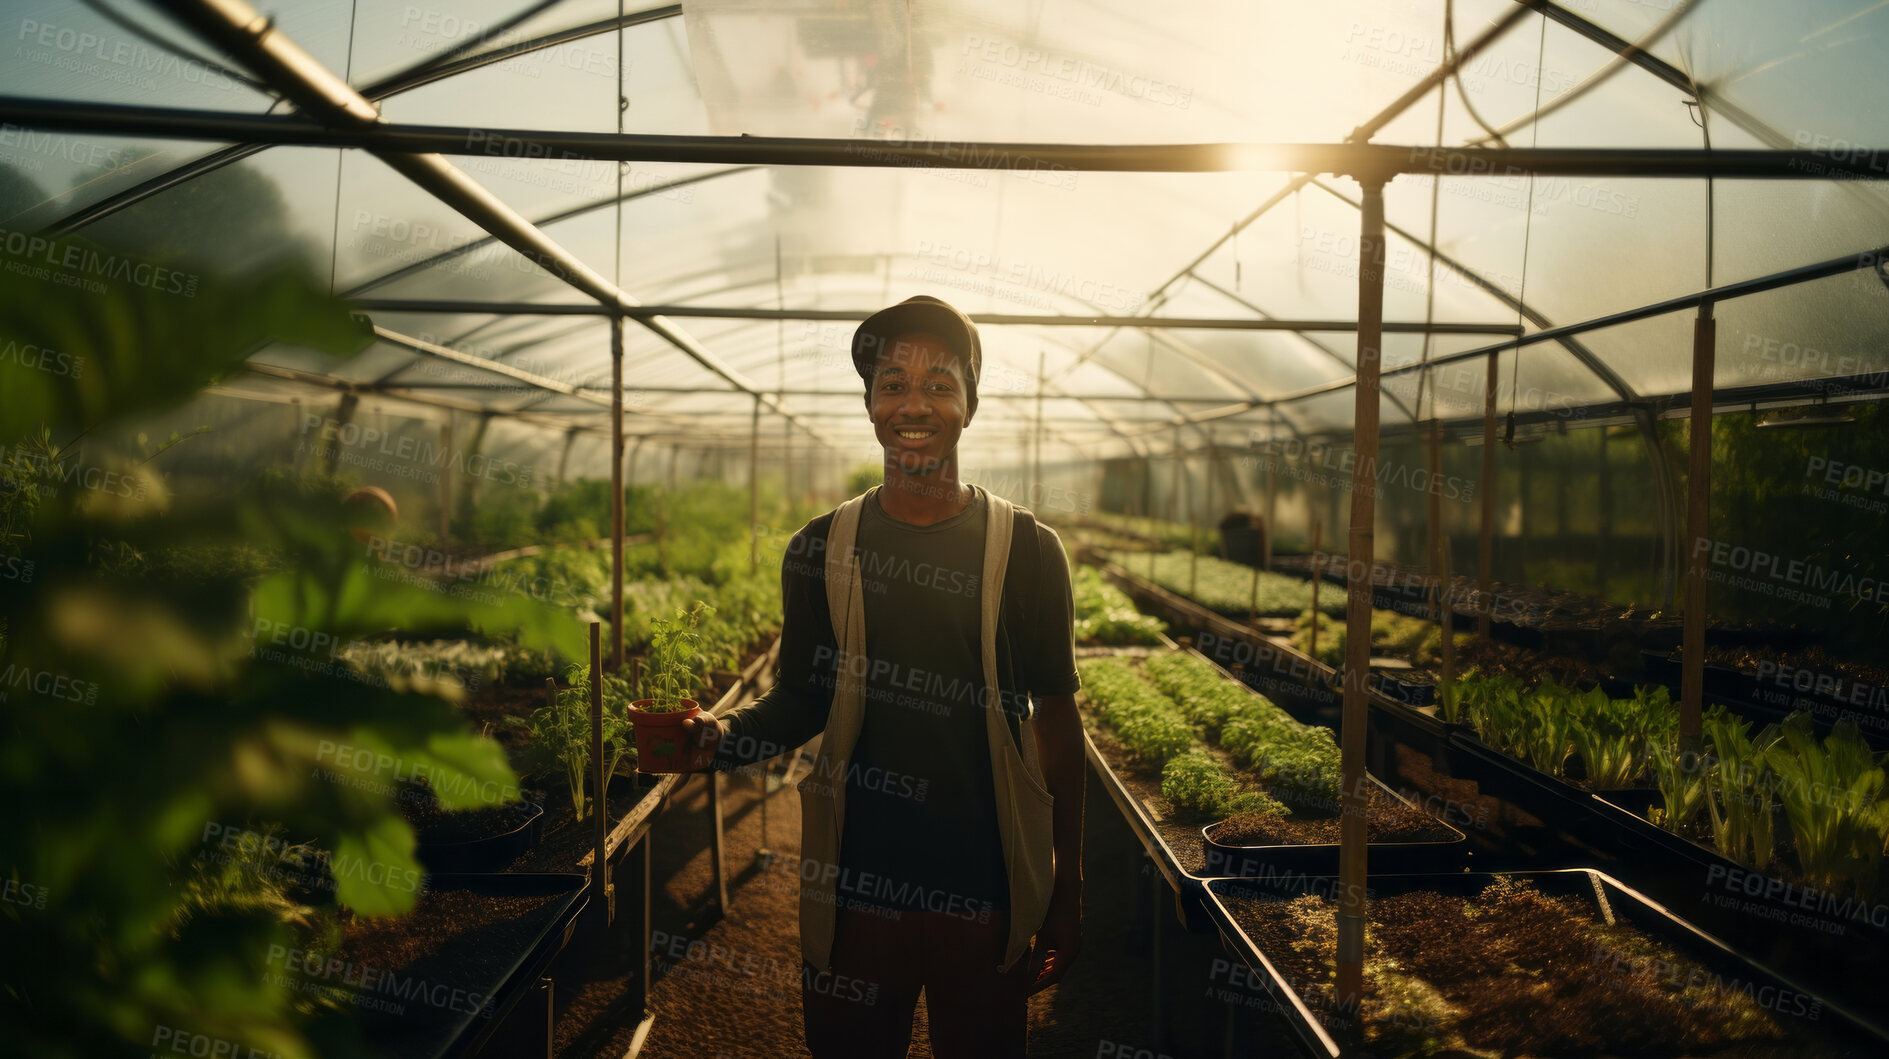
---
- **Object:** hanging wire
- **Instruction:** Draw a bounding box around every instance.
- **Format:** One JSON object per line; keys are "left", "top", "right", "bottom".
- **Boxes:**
{"left": 1444, "top": 0, "right": 1511, "bottom": 149}
{"left": 326, "top": 0, "right": 360, "bottom": 298}
{"left": 1415, "top": 0, "right": 1450, "bottom": 426}
{"left": 398, "top": 0, "right": 569, "bottom": 81}
{"left": 1504, "top": 12, "right": 1551, "bottom": 451}
{"left": 75, "top": 0, "right": 270, "bottom": 92}
{"left": 1680, "top": 41, "right": 1715, "bottom": 290}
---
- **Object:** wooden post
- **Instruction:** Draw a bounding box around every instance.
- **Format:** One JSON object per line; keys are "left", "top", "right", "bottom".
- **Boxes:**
{"left": 611, "top": 317, "right": 626, "bottom": 670}
{"left": 1440, "top": 538, "right": 1457, "bottom": 685}
{"left": 1427, "top": 419, "right": 1443, "bottom": 626}
{"left": 438, "top": 415, "right": 453, "bottom": 542}
{"left": 589, "top": 621, "right": 609, "bottom": 925}
{"left": 1335, "top": 174, "right": 1389, "bottom": 1023}
{"left": 1479, "top": 349, "right": 1498, "bottom": 639}
{"left": 1598, "top": 426, "right": 1613, "bottom": 598}
{"left": 554, "top": 425, "right": 577, "bottom": 489}
{"left": 1264, "top": 413, "right": 1278, "bottom": 571}
{"left": 749, "top": 395, "right": 762, "bottom": 576}
{"left": 1034, "top": 350, "right": 1046, "bottom": 506}
{"left": 1681, "top": 308, "right": 1715, "bottom": 751}
{"left": 1309, "top": 519, "right": 1323, "bottom": 661}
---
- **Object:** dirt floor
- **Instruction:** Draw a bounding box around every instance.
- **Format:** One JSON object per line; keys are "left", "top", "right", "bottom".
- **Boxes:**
{"left": 541, "top": 755, "right": 1309, "bottom": 1058}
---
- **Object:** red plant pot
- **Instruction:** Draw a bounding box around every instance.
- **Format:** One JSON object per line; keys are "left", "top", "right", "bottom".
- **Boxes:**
{"left": 628, "top": 699, "right": 701, "bottom": 773}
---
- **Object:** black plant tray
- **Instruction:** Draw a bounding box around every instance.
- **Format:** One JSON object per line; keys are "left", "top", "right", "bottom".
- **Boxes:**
{"left": 1445, "top": 729, "right": 1889, "bottom": 1039}
{"left": 1204, "top": 868, "right": 1887, "bottom": 1059}
{"left": 415, "top": 801, "right": 545, "bottom": 873}
{"left": 315, "top": 872, "right": 588, "bottom": 1059}
{"left": 1201, "top": 774, "right": 1467, "bottom": 879}
{"left": 1640, "top": 649, "right": 1889, "bottom": 748}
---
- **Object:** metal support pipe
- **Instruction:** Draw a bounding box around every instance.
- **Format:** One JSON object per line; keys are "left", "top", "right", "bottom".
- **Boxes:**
{"left": 612, "top": 317, "right": 627, "bottom": 670}
{"left": 749, "top": 394, "right": 762, "bottom": 576}
{"left": 589, "top": 622, "right": 608, "bottom": 926}
{"left": 149, "top": 0, "right": 829, "bottom": 449}
{"left": 350, "top": 298, "right": 1523, "bottom": 333}
{"left": 1427, "top": 419, "right": 1444, "bottom": 625}
{"left": 1335, "top": 176, "right": 1388, "bottom": 1023}
{"left": 438, "top": 415, "right": 453, "bottom": 542}
{"left": 15, "top": 95, "right": 1884, "bottom": 178}
{"left": 1479, "top": 351, "right": 1499, "bottom": 640}
{"left": 1681, "top": 307, "right": 1716, "bottom": 748}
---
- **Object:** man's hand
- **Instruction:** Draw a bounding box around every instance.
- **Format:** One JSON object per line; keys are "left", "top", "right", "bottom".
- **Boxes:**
{"left": 1027, "top": 888, "right": 1081, "bottom": 995}
{"left": 676, "top": 712, "right": 725, "bottom": 773}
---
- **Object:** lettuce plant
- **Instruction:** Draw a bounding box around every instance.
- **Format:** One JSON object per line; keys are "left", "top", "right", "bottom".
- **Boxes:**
{"left": 1701, "top": 706, "right": 1781, "bottom": 873}
{"left": 1765, "top": 714, "right": 1889, "bottom": 894}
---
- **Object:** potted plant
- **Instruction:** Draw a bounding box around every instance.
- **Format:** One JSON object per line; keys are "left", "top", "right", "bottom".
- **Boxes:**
{"left": 629, "top": 601, "right": 715, "bottom": 772}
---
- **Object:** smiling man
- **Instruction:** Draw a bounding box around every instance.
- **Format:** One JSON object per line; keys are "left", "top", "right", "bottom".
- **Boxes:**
{"left": 682, "top": 294, "right": 1085, "bottom": 1058}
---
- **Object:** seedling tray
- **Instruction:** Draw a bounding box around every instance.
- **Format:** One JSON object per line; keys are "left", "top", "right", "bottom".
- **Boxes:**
{"left": 1204, "top": 868, "right": 1886, "bottom": 1059}
{"left": 315, "top": 872, "right": 588, "bottom": 1059}
{"left": 1201, "top": 774, "right": 1467, "bottom": 879}
{"left": 415, "top": 800, "right": 545, "bottom": 874}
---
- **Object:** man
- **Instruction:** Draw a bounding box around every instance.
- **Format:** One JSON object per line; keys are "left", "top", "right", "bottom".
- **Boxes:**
{"left": 681, "top": 294, "right": 1085, "bottom": 1058}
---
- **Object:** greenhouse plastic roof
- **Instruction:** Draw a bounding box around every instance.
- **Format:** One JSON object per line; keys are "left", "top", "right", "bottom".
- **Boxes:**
{"left": 3, "top": 0, "right": 1887, "bottom": 467}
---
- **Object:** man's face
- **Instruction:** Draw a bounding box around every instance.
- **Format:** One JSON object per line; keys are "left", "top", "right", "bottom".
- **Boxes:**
{"left": 868, "top": 331, "right": 974, "bottom": 476}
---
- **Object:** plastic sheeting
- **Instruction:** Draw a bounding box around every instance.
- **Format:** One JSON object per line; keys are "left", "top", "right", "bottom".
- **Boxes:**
{"left": 2, "top": 0, "right": 1886, "bottom": 476}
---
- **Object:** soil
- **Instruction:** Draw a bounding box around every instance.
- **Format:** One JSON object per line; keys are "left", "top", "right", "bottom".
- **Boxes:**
{"left": 1703, "top": 642, "right": 1889, "bottom": 692}
{"left": 395, "top": 779, "right": 538, "bottom": 846}
{"left": 506, "top": 773, "right": 659, "bottom": 874}
{"left": 1081, "top": 719, "right": 1452, "bottom": 874}
{"left": 1220, "top": 877, "right": 1865, "bottom": 1058}
{"left": 1209, "top": 797, "right": 1453, "bottom": 846}
{"left": 1446, "top": 635, "right": 1607, "bottom": 686}
{"left": 550, "top": 753, "right": 1233, "bottom": 1058}
{"left": 331, "top": 885, "right": 568, "bottom": 1057}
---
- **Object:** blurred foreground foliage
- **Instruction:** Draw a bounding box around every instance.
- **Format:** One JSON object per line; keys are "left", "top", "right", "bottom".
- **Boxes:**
{"left": 0, "top": 245, "right": 584, "bottom": 1058}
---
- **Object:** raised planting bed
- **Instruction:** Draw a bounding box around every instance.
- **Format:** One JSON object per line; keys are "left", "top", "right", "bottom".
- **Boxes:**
{"left": 398, "top": 780, "right": 545, "bottom": 874}
{"left": 1115, "top": 550, "right": 1349, "bottom": 618}
{"left": 1205, "top": 869, "right": 1884, "bottom": 1059}
{"left": 1201, "top": 782, "right": 1464, "bottom": 879}
{"left": 1076, "top": 648, "right": 1467, "bottom": 929}
{"left": 1643, "top": 645, "right": 1889, "bottom": 747}
{"left": 304, "top": 873, "right": 588, "bottom": 1059}
{"left": 1073, "top": 563, "right": 1169, "bottom": 646}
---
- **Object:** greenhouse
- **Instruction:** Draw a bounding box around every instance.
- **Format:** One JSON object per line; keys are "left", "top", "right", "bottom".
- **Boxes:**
{"left": 3, "top": 0, "right": 1888, "bottom": 1056}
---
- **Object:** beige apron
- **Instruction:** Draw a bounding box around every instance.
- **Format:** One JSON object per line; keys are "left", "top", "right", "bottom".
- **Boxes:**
{"left": 797, "top": 485, "right": 1057, "bottom": 973}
